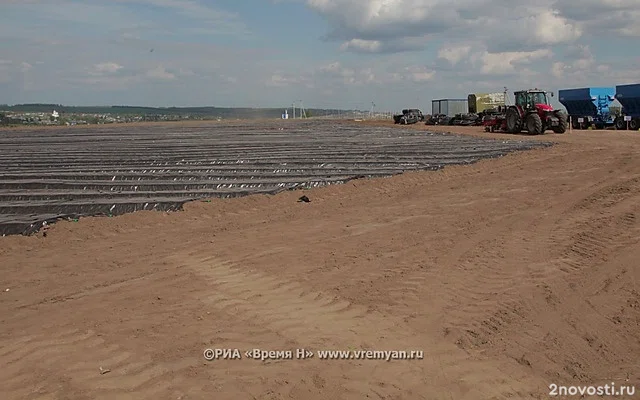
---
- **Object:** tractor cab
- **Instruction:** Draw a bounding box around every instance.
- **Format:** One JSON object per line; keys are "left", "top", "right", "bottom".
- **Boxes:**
{"left": 514, "top": 90, "right": 552, "bottom": 111}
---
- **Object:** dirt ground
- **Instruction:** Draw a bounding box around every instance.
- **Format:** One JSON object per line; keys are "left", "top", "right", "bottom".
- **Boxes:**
{"left": 1, "top": 122, "right": 639, "bottom": 399}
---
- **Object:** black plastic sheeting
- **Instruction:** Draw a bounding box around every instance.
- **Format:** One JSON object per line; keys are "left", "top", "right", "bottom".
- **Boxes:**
{"left": 0, "top": 120, "right": 552, "bottom": 235}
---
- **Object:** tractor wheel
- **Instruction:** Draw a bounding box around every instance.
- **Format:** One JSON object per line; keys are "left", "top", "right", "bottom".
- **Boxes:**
{"left": 553, "top": 110, "right": 568, "bottom": 134}
{"left": 630, "top": 118, "right": 639, "bottom": 130}
{"left": 526, "top": 113, "right": 543, "bottom": 135}
{"left": 615, "top": 116, "right": 626, "bottom": 130}
{"left": 505, "top": 107, "right": 522, "bottom": 133}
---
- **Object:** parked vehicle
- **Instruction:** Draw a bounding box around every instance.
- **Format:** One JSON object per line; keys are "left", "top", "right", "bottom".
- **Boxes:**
{"left": 425, "top": 113, "right": 451, "bottom": 125}
{"left": 393, "top": 109, "right": 424, "bottom": 125}
{"left": 558, "top": 87, "right": 615, "bottom": 129}
{"left": 505, "top": 89, "right": 567, "bottom": 134}
{"left": 614, "top": 84, "right": 640, "bottom": 130}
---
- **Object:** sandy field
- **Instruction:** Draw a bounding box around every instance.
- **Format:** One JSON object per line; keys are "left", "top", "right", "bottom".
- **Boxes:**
{"left": 1, "top": 121, "right": 639, "bottom": 399}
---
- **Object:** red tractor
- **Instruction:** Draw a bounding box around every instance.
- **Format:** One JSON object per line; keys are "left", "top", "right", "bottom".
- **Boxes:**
{"left": 505, "top": 89, "right": 568, "bottom": 134}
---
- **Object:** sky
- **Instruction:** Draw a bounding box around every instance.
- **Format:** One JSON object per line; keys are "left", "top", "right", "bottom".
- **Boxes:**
{"left": 0, "top": 0, "right": 638, "bottom": 111}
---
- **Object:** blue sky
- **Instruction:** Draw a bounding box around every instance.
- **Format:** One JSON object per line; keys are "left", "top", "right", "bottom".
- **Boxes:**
{"left": 0, "top": 0, "right": 638, "bottom": 111}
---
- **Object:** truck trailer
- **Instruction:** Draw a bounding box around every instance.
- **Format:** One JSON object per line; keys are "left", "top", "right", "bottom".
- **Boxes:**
{"left": 558, "top": 87, "right": 615, "bottom": 129}
{"left": 467, "top": 92, "right": 506, "bottom": 114}
{"left": 615, "top": 84, "right": 640, "bottom": 130}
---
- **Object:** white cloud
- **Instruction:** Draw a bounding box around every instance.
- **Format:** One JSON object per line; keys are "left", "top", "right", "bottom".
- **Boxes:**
{"left": 266, "top": 74, "right": 288, "bottom": 87}
{"left": 551, "top": 62, "right": 566, "bottom": 79}
{"left": 473, "top": 49, "right": 553, "bottom": 75}
{"left": 544, "top": 45, "right": 638, "bottom": 89}
{"left": 266, "top": 73, "right": 310, "bottom": 87}
{"left": 338, "top": 36, "right": 431, "bottom": 53}
{"left": 308, "top": 0, "right": 458, "bottom": 39}
{"left": 91, "top": 62, "right": 124, "bottom": 75}
{"left": 305, "top": 0, "right": 640, "bottom": 57}
{"left": 411, "top": 70, "right": 435, "bottom": 82}
{"left": 340, "top": 39, "right": 381, "bottom": 53}
{"left": 438, "top": 45, "right": 471, "bottom": 65}
{"left": 314, "top": 61, "right": 380, "bottom": 85}
{"left": 553, "top": 0, "right": 640, "bottom": 37}
{"left": 393, "top": 65, "right": 435, "bottom": 82}
{"left": 549, "top": 45, "right": 594, "bottom": 79}
{"left": 268, "top": 60, "right": 434, "bottom": 91}
{"left": 146, "top": 65, "right": 175, "bottom": 80}
{"left": 529, "top": 9, "right": 582, "bottom": 45}
{"left": 307, "top": 0, "right": 586, "bottom": 54}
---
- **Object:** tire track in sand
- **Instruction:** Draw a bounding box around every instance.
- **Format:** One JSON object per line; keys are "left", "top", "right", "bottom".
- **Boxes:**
{"left": 373, "top": 175, "right": 640, "bottom": 351}
{"left": 0, "top": 328, "right": 194, "bottom": 400}
{"left": 466, "top": 178, "right": 640, "bottom": 349}
{"left": 569, "top": 176, "right": 640, "bottom": 212}
{"left": 544, "top": 175, "right": 640, "bottom": 274}
{"left": 343, "top": 208, "right": 547, "bottom": 343}
{"left": 297, "top": 150, "right": 567, "bottom": 314}
{"left": 553, "top": 211, "right": 638, "bottom": 273}
{"left": 169, "top": 253, "right": 544, "bottom": 399}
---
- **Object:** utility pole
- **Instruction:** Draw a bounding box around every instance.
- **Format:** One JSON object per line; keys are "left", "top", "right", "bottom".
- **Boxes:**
{"left": 292, "top": 103, "right": 296, "bottom": 119}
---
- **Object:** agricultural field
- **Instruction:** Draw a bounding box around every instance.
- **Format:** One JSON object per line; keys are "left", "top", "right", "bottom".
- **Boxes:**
{"left": 0, "top": 120, "right": 547, "bottom": 235}
{"left": 1, "top": 120, "right": 639, "bottom": 400}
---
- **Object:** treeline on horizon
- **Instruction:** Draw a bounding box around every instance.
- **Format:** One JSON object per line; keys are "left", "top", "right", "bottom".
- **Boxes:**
{"left": 0, "top": 104, "right": 359, "bottom": 118}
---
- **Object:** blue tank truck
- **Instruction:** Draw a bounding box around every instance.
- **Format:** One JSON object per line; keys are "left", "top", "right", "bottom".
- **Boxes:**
{"left": 557, "top": 87, "right": 616, "bottom": 129}
{"left": 614, "top": 84, "right": 640, "bottom": 130}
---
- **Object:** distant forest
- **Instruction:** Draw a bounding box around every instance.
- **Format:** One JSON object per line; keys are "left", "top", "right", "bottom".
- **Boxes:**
{"left": 0, "top": 104, "right": 357, "bottom": 118}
